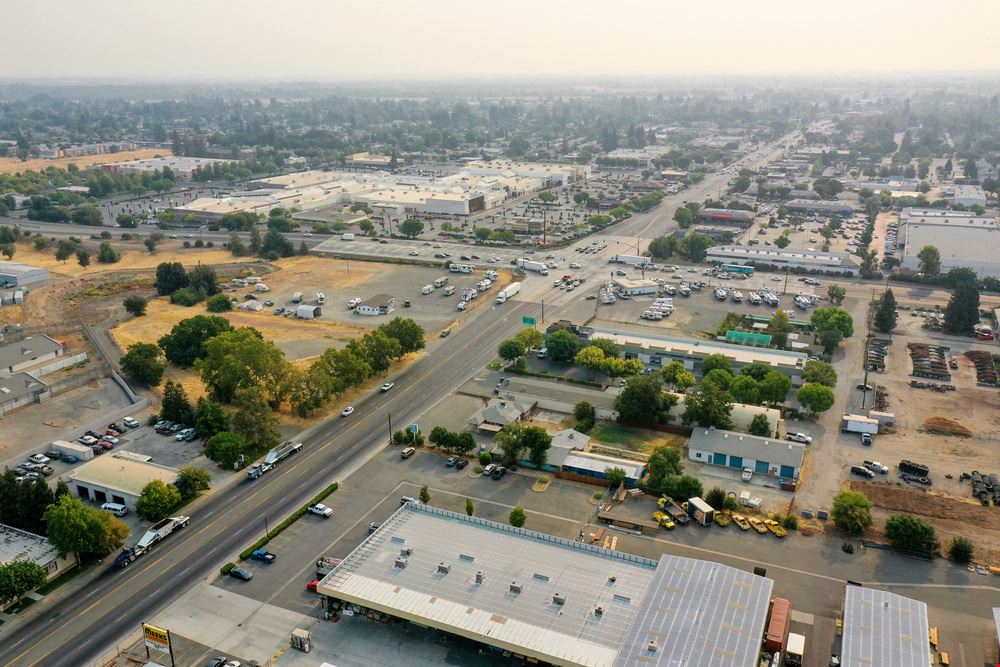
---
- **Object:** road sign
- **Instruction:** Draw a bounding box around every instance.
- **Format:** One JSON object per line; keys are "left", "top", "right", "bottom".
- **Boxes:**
{"left": 522, "top": 316, "right": 536, "bottom": 326}
{"left": 408, "top": 423, "right": 419, "bottom": 433}
{"left": 143, "top": 623, "right": 171, "bottom": 654}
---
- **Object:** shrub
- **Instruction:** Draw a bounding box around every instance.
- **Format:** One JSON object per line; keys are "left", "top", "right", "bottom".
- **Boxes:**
{"left": 205, "top": 294, "right": 233, "bottom": 312}
{"left": 947, "top": 537, "right": 973, "bottom": 564}
{"left": 170, "top": 287, "right": 205, "bottom": 306}
{"left": 473, "top": 465, "right": 484, "bottom": 474}
{"left": 220, "top": 562, "right": 235, "bottom": 575}
{"left": 722, "top": 496, "right": 740, "bottom": 512}
{"left": 479, "top": 451, "right": 492, "bottom": 466}
{"left": 782, "top": 515, "right": 799, "bottom": 531}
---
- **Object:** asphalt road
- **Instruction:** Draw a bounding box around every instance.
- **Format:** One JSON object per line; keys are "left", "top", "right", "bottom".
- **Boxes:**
{"left": 0, "top": 299, "right": 531, "bottom": 667}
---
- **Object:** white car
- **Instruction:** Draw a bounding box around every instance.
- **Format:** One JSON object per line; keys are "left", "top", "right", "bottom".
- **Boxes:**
{"left": 28, "top": 453, "right": 50, "bottom": 465}
{"left": 380, "top": 382, "right": 395, "bottom": 392}
{"left": 569, "top": 262, "right": 581, "bottom": 269}
{"left": 341, "top": 406, "right": 355, "bottom": 417}
{"left": 122, "top": 416, "right": 140, "bottom": 429}
{"left": 863, "top": 460, "right": 888, "bottom": 474}
{"left": 786, "top": 432, "right": 813, "bottom": 445}
{"left": 771, "top": 276, "right": 782, "bottom": 282}
{"left": 307, "top": 503, "right": 333, "bottom": 518}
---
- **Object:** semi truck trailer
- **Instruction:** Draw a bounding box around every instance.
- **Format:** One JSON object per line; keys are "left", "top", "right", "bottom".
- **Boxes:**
{"left": 115, "top": 516, "right": 190, "bottom": 568}
{"left": 495, "top": 282, "right": 521, "bottom": 304}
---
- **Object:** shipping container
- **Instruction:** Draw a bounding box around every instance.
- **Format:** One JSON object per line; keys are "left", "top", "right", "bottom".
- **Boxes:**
{"left": 765, "top": 597, "right": 790, "bottom": 654}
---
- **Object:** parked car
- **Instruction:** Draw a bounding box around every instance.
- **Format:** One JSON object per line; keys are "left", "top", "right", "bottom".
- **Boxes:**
{"left": 99, "top": 441, "right": 115, "bottom": 451}
{"left": 307, "top": 503, "right": 333, "bottom": 518}
{"left": 175, "top": 428, "right": 195, "bottom": 441}
{"left": 43, "top": 450, "right": 63, "bottom": 461}
{"left": 399, "top": 495, "right": 416, "bottom": 506}
{"left": 850, "top": 464, "right": 875, "bottom": 479}
{"left": 62, "top": 454, "right": 79, "bottom": 464}
{"left": 122, "top": 416, "right": 140, "bottom": 429}
{"left": 250, "top": 549, "right": 277, "bottom": 564}
{"left": 786, "top": 432, "right": 813, "bottom": 444}
{"left": 400, "top": 447, "right": 416, "bottom": 459}
{"left": 105, "top": 428, "right": 120, "bottom": 437}
{"left": 440, "top": 328, "right": 451, "bottom": 337}
{"left": 482, "top": 464, "right": 497, "bottom": 477}
{"left": 102, "top": 435, "right": 120, "bottom": 445}
{"left": 446, "top": 455, "right": 458, "bottom": 466}
{"left": 306, "top": 579, "right": 320, "bottom": 593}
{"left": 860, "top": 433, "right": 873, "bottom": 446}
{"left": 28, "top": 453, "right": 50, "bottom": 465}
{"left": 455, "top": 458, "right": 469, "bottom": 470}
{"left": 204, "top": 657, "right": 228, "bottom": 667}
{"left": 91, "top": 444, "right": 105, "bottom": 456}
{"left": 368, "top": 522, "right": 380, "bottom": 534}
{"left": 491, "top": 466, "right": 507, "bottom": 480}
{"left": 168, "top": 423, "right": 184, "bottom": 433}
{"left": 78, "top": 435, "right": 97, "bottom": 446}
{"left": 229, "top": 566, "right": 253, "bottom": 581}
{"left": 863, "top": 460, "right": 888, "bottom": 474}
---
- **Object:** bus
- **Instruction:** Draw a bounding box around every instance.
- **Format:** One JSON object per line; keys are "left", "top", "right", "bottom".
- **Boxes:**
{"left": 719, "top": 263, "right": 755, "bottom": 275}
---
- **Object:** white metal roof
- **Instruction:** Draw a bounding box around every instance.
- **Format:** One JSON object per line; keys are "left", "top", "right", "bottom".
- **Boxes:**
{"left": 613, "top": 554, "right": 773, "bottom": 667}
{"left": 0, "top": 523, "right": 60, "bottom": 567}
{"left": 562, "top": 452, "right": 644, "bottom": 480}
{"left": 319, "top": 503, "right": 658, "bottom": 667}
{"left": 842, "top": 586, "right": 930, "bottom": 667}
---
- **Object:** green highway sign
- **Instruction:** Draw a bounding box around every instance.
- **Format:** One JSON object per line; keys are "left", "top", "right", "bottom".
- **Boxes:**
{"left": 522, "top": 316, "right": 536, "bottom": 326}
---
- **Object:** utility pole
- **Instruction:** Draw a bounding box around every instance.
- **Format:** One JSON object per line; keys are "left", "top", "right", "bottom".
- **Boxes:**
{"left": 860, "top": 288, "right": 875, "bottom": 410}
{"left": 387, "top": 411, "right": 393, "bottom": 443}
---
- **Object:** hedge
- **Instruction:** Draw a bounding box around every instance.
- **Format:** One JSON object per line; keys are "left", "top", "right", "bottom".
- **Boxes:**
{"left": 239, "top": 482, "right": 339, "bottom": 560}
{"left": 220, "top": 562, "right": 235, "bottom": 575}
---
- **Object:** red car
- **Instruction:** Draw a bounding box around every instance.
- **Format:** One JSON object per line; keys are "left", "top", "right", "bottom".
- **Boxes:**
{"left": 99, "top": 440, "right": 115, "bottom": 450}
{"left": 105, "top": 429, "right": 120, "bottom": 437}
{"left": 306, "top": 580, "right": 320, "bottom": 593}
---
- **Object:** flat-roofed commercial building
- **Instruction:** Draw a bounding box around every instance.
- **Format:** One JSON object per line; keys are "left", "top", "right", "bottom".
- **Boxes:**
{"left": 462, "top": 160, "right": 589, "bottom": 186}
{"left": 900, "top": 208, "right": 1000, "bottom": 277}
{"left": 0, "top": 334, "right": 64, "bottom": 375}
{"left": 318, "top": 502, "right": 772, "bottom": 667}
{"left": 96, "top": 156, "right": 235, "bottom": 181}
{"left": 66, "top": 456, "right": 178, "bottom": 511}
{"left": 586, "top": 326, "right": 807, "bottom": 384}
{"left": 688, "top": 426, "right": 804, "bottom": 480}
{"left": 0, "top": 260, "right": 50, "bottom": 287}
{"left": 0, "top": 524, "right": 78, "bottom": 589}
{"left": 842, "top": 586, "right": 930, "bottom": 667}
{"left": 706, "top": 245, "right": 860, "bottom": 275}
{"left": 699, "top": 208, "right": 756, "bottom": 227}
{"left": 785, "top": 199, "right": 855, "bottom": 217}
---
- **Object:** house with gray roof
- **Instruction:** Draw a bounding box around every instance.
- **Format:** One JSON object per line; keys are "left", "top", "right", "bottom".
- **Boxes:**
{"left": 687, "top": 426, "right": 804, "bottom": 480}
{"left": 0, "top": 372, "right": 50, "bottom": 416}
{"left": 468, "top": 397, "right": 533, "bottom": 433}
{"left": 1, "top": 524, "right": 78, "bottom": 609}
{"left": 0, "top": 334, "right": 64, "bottom": 376}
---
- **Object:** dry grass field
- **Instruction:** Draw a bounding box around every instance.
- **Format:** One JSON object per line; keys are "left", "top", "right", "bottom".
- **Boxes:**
{"left": 0, "top": 148, "right": 171, "bottom": 174}
{"left": 11, "top": 244, "right": 250, "bottom": 279}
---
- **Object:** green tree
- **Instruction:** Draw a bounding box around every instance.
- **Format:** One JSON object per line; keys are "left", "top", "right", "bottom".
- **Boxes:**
{"left": 158, "top": 315, "right": 234, "bottom": 367}
{"left": 615, "top": 375, "right": 677, "bottom": 424}
{"left": 666, "top": 474, "right": 703, "bottom": 501}
{"left": 136, "top": 480, "right": 181, "bottom": 521}
{"left": 602, "top": 357, "right": 644, "bottom": 382}
{"left": 514, "top": 327, "right": 544, "bottom": 351}
{"left": 120, "top": 342, "right": 165, "bottom": 386}
{"left": 359, "top": 219, "right": 375, "bottom": 236}
{"left": 774, "top": 232, "right": 791, "bottom": 249}
{"left": 399, "top": 218, "right": 424, "bottom": 238}
{"left": 546, "top": 329, "right": 580, "bottom": 363}
{"left": 575, "top": 345, "right": 606, "bottom": 377}
{"left": 197, "top": 327, "right": 291, "bottom": 403}
{"left": 55, "top": 239, "right": 75, "bottom": 263}
{"left": 827, "top": 284, "right": 846, "bottom": 305}
{"left": 508, "top": 506, "right": 527, "bottom": 528}
{"left": 537, "top": 191, "right": 558, "bottom": 204}
{"left": 702, "top": 368, "right": 733, "bottom": 391}
{"left": 739, "top": 362, "right": 771, "bottom": 382}
{"left": 346, "top": 330, "right": 402, "bottom": 376}
{"left": 728, "top": 375, "right": 760, "bottom": 404}
{"left": 154, "top": 262, "right": 189, "bottom": 295}
{"left": 498, "top": 338, "right": 527, "bottom": 363}
{"left": 116, "top": 213, "right": 137, "bottom": 228}
{"left": 229, "top": 231, "right": 247, "bottom": 256}
{"left": 700, "top": 354, "right": 732, "bottom": 375}
{"left": 1, "top": 244, "right": 17, "bottom": 261}
{"left": 681, "top": 380, "right": 734, "bottom": 429}
{"left": 465, "top": 498, "right": 474, "bottom": 516}
{"left": 419, "top": 484, "right": 431, "bottom": 505}
{"left": 748, "top": 413, "right": 771, "bottom": 437}
{"left": 797, "top": 382, "right": 836, "bottom": 414}
{"left": 194, "top": 398, "right": 229, "bottom": 439}
{"left": 188, "top": 265, "right": 219, "bottom": 296}
{"left": 811, "top": 307, "right": 854, "bottom": 352}
{"left": 884, "top": 514, "right": 938, "bottom": 554}
{"left": 659, "top": 360, "right": 696, "bottom": 390}
{"left": 204, "top": 432, "right": 248, "bottom": 469}
{"left": 832, "top": 491, "right": 873, "bottom": 535}
{"left": 96, "top": 241, "right": 120, "bottom": 264}
{"left": 605, "top": 467, "right": 627, "bottom": 489}
{"left": 916, "top": 245, "right": 941, "bottom": 276}
{"left": 174, "top": 467, "right": 212, "bottom": 501}
{"left": 205, "top": 294, "right": 233, "bottom": 312}
{"left": 646, "top": 445, "right": 683, "bottom": 490}
{"left": 705, "top": 487, "right": 727, "bottom": 510}
{"left": 0, "top": 560, "right": 47, "bottom": 607}
{"left": 231, "top": 386, "right": 281, "bottom": 450}
{"left": 379, "top": 317, "right": 426, "bottom": 354}
{"left": 767, "top": 310, "right": 791, "bottom": 348}
{"left": 170, "top": 287, "right": 204, "bottom": 306}
{"left": 802, "top": 360, "right": 837, "bottom": 387}
{"left": 315, "top": 348, "right": 371, "bottom": 396}
{"left": 587, "top": 337, "right": 621, "bottom": 358}
{"left": 943, "top": 281, "right": 981, "bottom": 335}
{"left": 672, "top": 207, "right": 694, "bottom": 227}
{"left": 75, "top": 250, "right": 91, "bottom": 269}
{"left": 947, "top": 537, "right": 973, "bottom": 564}
{"left": 72, "top": 205, "right": 103, "bottom": 226}
{"left": 249, "top": 224, "right": 262, "bottom": 255}
{"left": 812, "top": 177, "right": 843, "bottom": 199}
{"left": 160, "top": 379, "right": 193, "bottom": 424}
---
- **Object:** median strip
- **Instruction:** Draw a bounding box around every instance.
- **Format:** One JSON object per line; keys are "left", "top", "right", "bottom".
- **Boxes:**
{"left": 236, "top": 482, "right": 339, "bottom": 561}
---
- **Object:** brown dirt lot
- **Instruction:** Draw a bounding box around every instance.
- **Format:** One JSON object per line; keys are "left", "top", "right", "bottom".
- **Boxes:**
{"left": 0, "top": 148, "right": 172, "bottom": 174}
{"left": 12, "top": 244, "right": 252, "bottom": 280}
{"left": 851, "top": 480, "right": 1000, "bottom": 563}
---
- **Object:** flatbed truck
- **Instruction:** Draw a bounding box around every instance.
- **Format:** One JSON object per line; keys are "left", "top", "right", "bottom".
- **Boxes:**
{"left": 115, "top": 516, "right": 190, "bottom": 568}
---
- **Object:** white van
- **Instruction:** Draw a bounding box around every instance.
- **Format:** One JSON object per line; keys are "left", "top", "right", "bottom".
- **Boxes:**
{"left": 537, "top": 348, "right": 548, "bottom": 359}
{"left": 101, "top": 502, "right": 128, "bottom": 517}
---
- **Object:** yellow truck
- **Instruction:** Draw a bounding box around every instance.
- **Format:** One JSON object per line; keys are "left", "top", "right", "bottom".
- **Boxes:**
{"left": 652, "top": 511, "right": 676, "bottom": 530}
{"left": 747, "top": 516, "right": 768, "bottom": 534}
{"left": 732, "top": 514, "right": 751, "bottom": 531}
{"left": 764, "top": 519, "right": 788, "bottom": 537}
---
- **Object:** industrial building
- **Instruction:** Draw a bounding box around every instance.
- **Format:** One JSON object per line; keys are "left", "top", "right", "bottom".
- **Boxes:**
{"left": 0, "top": 261, "right": 50, "bottom": 287}
{"left": 948, "top": 184, "right": 987, "bottom": 208}
{"left": 345, "top": 152, "right": 393, "bottom": 168}
{"left": 698, "top": 208, "right": 756, "bottom": 227}
{"left": 96, "top": 156, "right": 235, "bottom": 181}
{"left": 67, "top": 456, "right": 178, "bottom": 511}
{"left": 0, "top": 334, "right": 64, "bottom": 375}
{"left": 318, "top": 502, "right": 773, "bottom": 667}
{"left": 612, "top": 277, "right": 659, "bottom": 296}
{"left": 899, "top": 208, "right": 1000, "bottom": 278}
{"left": 687, "top": 427, "right": 804, "bottom": 480}
{"left": 705, "top": 245, "right": 860, "bottom": 275}
{"left": 586, "top": 326, "right": 807, "bottom": 384}
{"left": 784, "top": 199, "right": 855, "bottom": 217}
{"left": 0, "top": 524, "right": 77, "bottom": 588}
{"left": 461, "top": 160, "right": 589, "bottom": 186}
{"left": 841, "top": 586, "right": 930, "bottom": 667}
{"left": 0, "top": 372, "right": 50, "bottom": 416}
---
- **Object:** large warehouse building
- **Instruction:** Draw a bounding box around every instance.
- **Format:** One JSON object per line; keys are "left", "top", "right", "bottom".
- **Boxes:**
{"left": 900, "top": 208, "right": 1000, "bottom": 278}
{"left": 0, "top": 261, "right": 49, "bottom": 287}
{"left": 841, "top": 586, "right": 931, "bottom": 667}
{"left": 96, "top": 156, "right": 235, "bottom": 181}
{"left": 705, "top": 245, "right": 860, "bottom": 275}
{"left": 319, "top": 502, "right": 773, "bottom": 667}
{"left": 66, "top": 455, "right": 178, "bottom": 511}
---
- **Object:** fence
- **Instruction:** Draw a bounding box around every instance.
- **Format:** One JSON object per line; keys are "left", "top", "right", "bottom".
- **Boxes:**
{"left": 46, "top": 366, "right": 107, "bottom": 396}
{"left": 29, "top": 352, "right": 89, "bottom": 378}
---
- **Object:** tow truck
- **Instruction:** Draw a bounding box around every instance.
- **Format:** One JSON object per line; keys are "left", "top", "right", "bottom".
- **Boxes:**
{"left": 115, "top": 516, "right": 190, "bottom": 568}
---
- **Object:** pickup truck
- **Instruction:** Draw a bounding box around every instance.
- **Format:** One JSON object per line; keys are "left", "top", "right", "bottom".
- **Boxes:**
{"left": 307, "top": 503, "right": 333, "bottom": 518}
{"left": 250, "top": 549, "right": 277, "bottom": 564}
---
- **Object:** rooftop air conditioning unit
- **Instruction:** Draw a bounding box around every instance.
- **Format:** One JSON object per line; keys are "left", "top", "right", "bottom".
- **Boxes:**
{"left": 553, "top": 594, "right": 566, "bottom": 606}
{"left": 394, "top": 558, "right": 408, "bottom": 569}
{"left": 475, "top": 571, "right": 484, "bottom": 584}
{"left": 400, "top": 547, "right": 412, "bottom": 557}
{"left": 509, "top": 582, "right": 522, "bottom": 594}
{"left": 437, "top": 563, "right": 450, "bottom": 575}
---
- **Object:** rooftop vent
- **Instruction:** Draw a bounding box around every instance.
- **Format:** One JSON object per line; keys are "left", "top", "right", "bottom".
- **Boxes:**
{"left": 394, "top": 558, "right": 408, "bottom": 569}
{"left": 509, "top": 582, "right": 522, "bottom": 594}
{"left": 400, "top": 547, "right": 412, "bottom": 557}
{"left": 647, "top": 641, "right": 659, "bottom": 653}
{"left": 553, "top": 594, "right": 566, "bottom": 606}
{"left": 437, "top": 563, "right": 450, "bottom": 575}
{"left": 594, "top": 606, "right": 604, "bottom": 618}
{"left": 475, "top": 571, "right": 484, "bottom": 584}
{"left": 608, "top": 575, "right": 617, "bottom": 584}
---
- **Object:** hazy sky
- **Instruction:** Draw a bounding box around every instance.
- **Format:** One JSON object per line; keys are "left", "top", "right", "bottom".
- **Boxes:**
{"left": 6, "top": 0, "right": 1000, "bottom": 80}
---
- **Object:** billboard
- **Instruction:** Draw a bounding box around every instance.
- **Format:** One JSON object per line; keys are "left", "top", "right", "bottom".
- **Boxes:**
{"left": 143, "top": 623, "right": 171, "bottom": 653}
